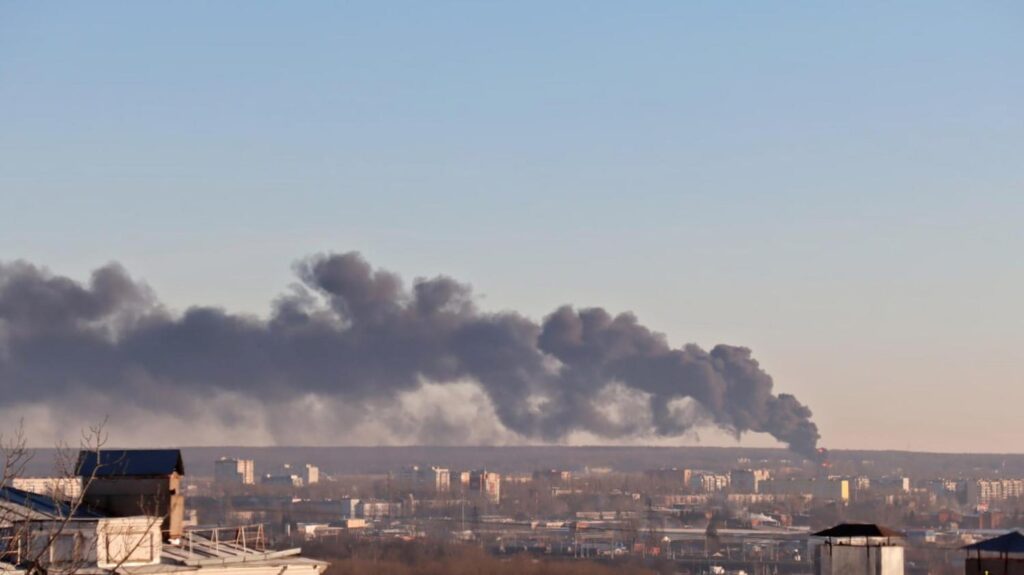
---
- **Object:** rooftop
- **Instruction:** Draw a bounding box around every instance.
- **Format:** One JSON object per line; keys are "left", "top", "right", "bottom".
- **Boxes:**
{"left": 814, "top": 523, "right": 903, "bottom": 539}
{"left": 963, "top": 530, "right": 1024, "bottom": 554}
{"left": 76, "top": 450, "right": 185, "bottom": 478}
{"left": 0, "top": 485, "right": 103, "bottom": 522}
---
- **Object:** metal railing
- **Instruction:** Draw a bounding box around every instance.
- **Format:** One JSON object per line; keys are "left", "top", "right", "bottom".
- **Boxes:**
{"left": 180, "top": 524, "right": 266, "bottom": 557}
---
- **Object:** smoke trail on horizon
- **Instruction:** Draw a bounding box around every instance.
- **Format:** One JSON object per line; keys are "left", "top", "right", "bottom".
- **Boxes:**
{"left": 0, "top": 253, "right": 819, "bottom": 456}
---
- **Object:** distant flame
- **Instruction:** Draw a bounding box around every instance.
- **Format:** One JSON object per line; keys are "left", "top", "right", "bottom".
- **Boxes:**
{"left": 816, "top": 447, "right": 831, "bottom": 467}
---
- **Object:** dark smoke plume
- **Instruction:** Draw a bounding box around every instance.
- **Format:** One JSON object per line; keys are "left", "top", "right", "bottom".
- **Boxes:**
{"left": 0, "top": 253, "right": 819, "bottom": 456}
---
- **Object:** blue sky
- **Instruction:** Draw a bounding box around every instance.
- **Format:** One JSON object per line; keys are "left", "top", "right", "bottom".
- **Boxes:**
{"left": 1, "top": 1, "right": 1022, "bottom": 451}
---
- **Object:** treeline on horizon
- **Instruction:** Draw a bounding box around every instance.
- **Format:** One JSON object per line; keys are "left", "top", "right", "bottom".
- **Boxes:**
{"left": 14, "top": 445, "right": 1024, "bottom": 478}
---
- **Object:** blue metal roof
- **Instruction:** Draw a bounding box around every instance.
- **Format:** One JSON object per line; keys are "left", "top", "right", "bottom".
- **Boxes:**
{"left": 963, "top": 531, "right": 1024, "bottom": 554}
{"left": 76, "top": 449, "right": 185, "bottom": 477}
{"left": 0, "top": 486, "right": 104, "bottom": 519}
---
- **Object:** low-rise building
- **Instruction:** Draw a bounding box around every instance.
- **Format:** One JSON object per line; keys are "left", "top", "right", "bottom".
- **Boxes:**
{"left": 11, "top": 477, "right": 82, "bottom": 500}
{"left": 761, "top": 477, "right": 850, "bottom": 502}
{"left": 533, "top": 469, "right": 572, "bottom": 483}
{"left": 871, "top": 476, "right": 911, "bottom": 496}
{"left": 644, "top": 468, "right": 692, "bottom": 486}
{"left": 358, "top": 499, "right": 402, "bottom": 519}
{"left": 262, "top": 474, "right": 303, "bottom": 487}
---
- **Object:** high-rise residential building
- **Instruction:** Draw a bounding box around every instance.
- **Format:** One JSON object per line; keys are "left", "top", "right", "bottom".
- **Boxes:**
{"left": 966, "top": 478, "right": 1024, "bottom": 507}
{"left": 214, "top": 457, "right": 255, "bottom": 485}
{"left": 304, "top": 464, "right": 320, "bottom": 485}
{"left": 397, "top": 465, "right": 450, "bottom": 492}
{"left": 871, "top": 476, "right": 911, "bottom": 496}
{"left": 730, "top": 469, "right": 772, "bottom": 494}
{"left": 730, "top": 470, "right": 756, "bottom": 493}
{"left": 691, "top": 472, "right": 730, "bottom": 493}
{"left": 340, "top": 497, "right": 361, "bottom": 518}
{"left": 427, "top": 466, "right": 450, "bottom": 492}
{"left": 468, "top": 470, "right": 501, "bottom": 504}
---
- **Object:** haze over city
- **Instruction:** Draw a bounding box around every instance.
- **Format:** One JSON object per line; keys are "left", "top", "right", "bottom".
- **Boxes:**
{"left": 2, "top": 2, "right": 1022, "bottom": 453}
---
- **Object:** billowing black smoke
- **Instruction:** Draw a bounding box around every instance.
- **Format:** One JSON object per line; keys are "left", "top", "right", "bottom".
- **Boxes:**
{"left": 0, "top": 252, "right": 819, "bottom": 456}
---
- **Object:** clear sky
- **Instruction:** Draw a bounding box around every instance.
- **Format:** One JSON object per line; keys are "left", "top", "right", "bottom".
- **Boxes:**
{"left": 1, "top": 1, "right": 1022, "bottom": 451}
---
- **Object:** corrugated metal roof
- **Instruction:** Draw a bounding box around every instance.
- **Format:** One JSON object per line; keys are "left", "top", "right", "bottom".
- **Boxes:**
{"left": 0, "top": 486, "right": 104, "bottom": 520}
{"left": 814, "top": 523, "right": 903, "bottom": 538}
{"left": 76, "top": 450, "right": 185, "bottom": 477}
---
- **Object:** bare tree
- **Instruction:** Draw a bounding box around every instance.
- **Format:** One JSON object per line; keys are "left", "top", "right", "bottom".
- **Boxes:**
{"left": 0, "top": 420, "right": 167, "bottom": 575}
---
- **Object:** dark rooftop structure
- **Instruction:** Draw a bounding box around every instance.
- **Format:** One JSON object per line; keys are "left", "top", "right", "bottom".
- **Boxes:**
{"left": 75, "top": 449, "right": 186, "bottom": 540}
{"left": 815, "top": 523, "right": 906, "bottom": 575}
{"left": 963, "top": 531, "right": 1024, "bottom": 554}
{"left": 815, "top": 523, "right": 904, "bottom": 539}
{"left": 964, "top": 531, "right": 1024, "bottom": 575}
{"left": 76, "top": 449, "right": 185, "bottom": 478}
